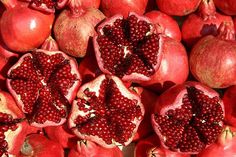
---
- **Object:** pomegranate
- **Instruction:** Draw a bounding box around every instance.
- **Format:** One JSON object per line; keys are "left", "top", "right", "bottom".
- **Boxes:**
{"left": 0, "top": 0, "right": 54, "bottom": 52}
{"left": 140, "top": 36, "right": 188, "bottom": 93}
{"left": 198, "top": 126, "right": 236, "bottom": 157}
{"left": 44, "top": 123, "right": 78, "bottom": 148}
{"left": 93, "top": 12, "right": 163, "bottom": 83}
{"left": 100, "top": 0, "right": 148, "bottom": 18}
{"left": 76, "top": 0, "right": 101, "bottom": 9}
{"left": 213, "top": 0, "right": 236, "bottom": 15}
{"left": 6, "top": 43, "right": 82, "bottom": 127}
{"left": 18, "top": 134, "right": 64, "bottom": 157}
{"left": 223, "top": 85, "right": 236, "bottom": 127}
{"left": 53, "top": 0, "right": 105, "bottom": 58}
{"left": 68, "top": 74, "right": 144, "bottom": 148}
{"left": 145, "top": 10, "right": 182, "bottom": 41}
{"left": 156, "top": 0, "right": 201, "bottom": 16}
{"left": 190, "top": 22, "right": 236, "bottom": 88}
{"left": 0, "top": 91, "right": 27, "bottom": 156}
{"left": 134, "top": 134, "right": 190, "bottom": 157}
{"left": 68, "top": 140, "right": 123, "bottom": 157}
{"left": 182, "top": 0, "right": 234, "bottom": 47}
{"left": 151, "top": 82, "right": 225, "bottom": 154}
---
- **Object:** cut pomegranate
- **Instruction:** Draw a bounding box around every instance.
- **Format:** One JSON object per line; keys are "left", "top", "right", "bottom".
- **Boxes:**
{"left": 18, "top": 134, "right": 64, "bottom": 157}
{"left": 182, "top": 0, "right": 234, "bottom": 47}
{"left": 0, "top": 91, "right": 27, "bottom": 156}
{"left": 7, "top": 48, "right": 82, "bottom": 127}
{"left": 93, "top": 12, "right": 163, "bottom": 83}
{"left": 190, "top": 22, "right": 236, "bottom": 88}
{"left": 213, "top": 0, "right": 236, "bottom": 15}
{"left": 0, "top": 0, "right": 54, "bottom": 52}
{"left": 156, "top": 0, "right": 201, "bottom": 16}
{"left": 100, "top": 0, "right": 148, "bottom": 17}
{"left": 69, "top": 74, "right": 144, "bottom": 148}
{"left": 223, "top": 85, "right": 236, "bottom": 127}
{"left": 140, "top": 36, "right": 189, "bottom": 93}
{"left": 68, "top": 140, "right": 123, "bottom": 157}
{"left": 145, "top": 10, "right": 182, "bottom": 41}
{"left": 151, "top": 82, "right": 225, "bottom": 154}
{"left": 134, "top": 134, "right": 190, "bottom": 157}
{"left": 197, "top": 126, "right": 236, "bottom": 157}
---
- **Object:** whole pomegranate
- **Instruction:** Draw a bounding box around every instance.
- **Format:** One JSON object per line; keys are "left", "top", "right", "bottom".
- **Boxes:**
{"left": 213, "top": 0, "right": 236, "bottom": 15}
{"left": 182, "top": 0, "right": 234, "bottom": 47}
{"left": 100, "top": 0, "right": 148, "bottom": 18}
{"left": 156, "top": 0, "right": 201, "bottom": 16}
{"left": 145, "top": 10, "right": 182, "bottom": 41}
{"left": 7, "top": 38, "right": 82, "bottom": 127}
{"left": 198, "top": 126, "right": 236, "bottom": 157}
{"left": 190, "top": 22, "right": 236, "bottom": 88}
{"left": 54, "top": 0, "right": 105, "bottom": 58}
{"left": 151, "top": 82, "right": 225, "bottom": 154}
{"left": 0, "top": 0, "right": 54, "bottom": 52}
{"left": 68, "top": 74, "right": 145, "bottom": 148}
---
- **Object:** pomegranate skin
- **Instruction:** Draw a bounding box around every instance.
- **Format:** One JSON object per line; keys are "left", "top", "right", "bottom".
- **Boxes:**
{"left": 189, "top": 25, "right": 236, "bottom": 88}
{"left": 0, "top": 3, "right": 54, "bottom": 52}
{"left": 145, "top": 11, "right": 182, "bottom": 41}
{"left": 54, "top": 8, "right": 105, "bottom": 58}
{"left": 141, "top": 36, "right": 189, "bottom": 93}
{"left": 182, "top": 0, "right": 234, "bottom": 47}
{"left": 156, "top": 0, "right": 201, "bottom": 16}
{"left": 100, "top": 0, "right": 148, "bottom": 17}
{"left": 213, "top": 0, "right": 236, "bottom": 15}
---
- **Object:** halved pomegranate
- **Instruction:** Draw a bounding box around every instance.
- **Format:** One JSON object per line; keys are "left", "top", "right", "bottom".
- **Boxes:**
{"left": 7, "top": 48, "right": 82, "bottom": 127}
{"left": 68, "top": 74, "right": 144, "bottom": 148}
{"left": 0, "top": 91, "right": 27, "bottom": 156}
{"left": 93, "top": 12, "right": 163, "bottom": 83}
{"left": 151, "top": 82, "right": 225, "bottom": 154}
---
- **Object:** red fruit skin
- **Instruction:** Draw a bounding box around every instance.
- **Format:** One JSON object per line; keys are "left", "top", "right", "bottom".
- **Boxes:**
{"left": 135, "top": 134, "right": 190, "bottom": 157}
{"left": 234, "top": 18, "right": 236, "bottom": 32}
{"left": 140, "top": 36, "right": 189, "bottom": 93}
{"left": 145, "top": 11, "right": 181, "bottom": 41}
{"left": 1, "top": 1, "right": 54, "bottom": 52}
{"left": 182, "top": 0, "right": 234, "bottom": 47}
{"left": 197, "top": 126, "right": 236, "bottom": 157}
{"left": 18, "top": 134, "right": 64, "bottom": 157}
{"left": 156, "top": 0, "right": 201, "bottom": 16}
{"left": 223, "top": 86, "right": 236, "bottom": 127}
{"left": 44, "top": 124, "right": 78, "bottom": 148}
{"left": 132, "top": 88, "right": 158, "bottom": 141}
{"left": 79, "top": 0, "right": 101, "bottom": 9}
{"left": 68, "top": 140, "right": 123, "bottom": 157}
{"left": 54, "top": 8, "right": 105, "bottom": 57}
{"left": 100, "top": 0, "right": 148, "bottom": 17}
{"left": 213, "top": 0, "right": 236, "bottom": 15}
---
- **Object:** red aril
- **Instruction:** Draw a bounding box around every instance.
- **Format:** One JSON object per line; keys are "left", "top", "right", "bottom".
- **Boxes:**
{"left": 156, "top": 0, "right": 201, "bottom": 16}
{"left": 18, "top": 134, "right": 64, "bottom": 157}
{"left": 68, "top": 74, "right": 144, "bottom": 148}
{"left": 223, "top": 85, "right": 236, "bottom": 127}
{"left": 100, "top": 0, "right": 148, "bottom": 18}
{"left": 0, "top": 91, "right": 27, "bottom": 156}
{"left": 134, "top": 134, "right": 190, "bottom": 157}
{"left": 44, "top": 123, "right": 78, "bottom": 148}
{"left": 0, "top": 0, "right": 54, "bottom": 52}
{"left": 140, "top": 36, "right": 189, "bottom": 93}
{"left": 182, "top": 0, "right": 234, "bottom": 47}
{"left": 145, "top": 10, "right": 181, "bottom": 41}
{"left": 151, "top": 82, "right": 225, "bottom": 154}
{"left": 6, "top": 39, "right": 82, "bottom": 127}
{"left": 93, "top": 12, "right": 163, "bottom": 83}
{"left": 68, "top": 140, "right": 123, "bottom": 157}
{"left": 53, "top": 0, "right": 105, "bottom": 58}
{"left": 213, "top": 0, "right": 236, "bottom": 15}
{"left": 197, "top": 126, "right": 236, "bottom": 157}
{"left": 190, "top": 22, "right": 236, "bottom": 88}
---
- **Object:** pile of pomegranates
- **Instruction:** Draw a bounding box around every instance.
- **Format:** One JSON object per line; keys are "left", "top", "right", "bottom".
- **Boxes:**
{"left": 1, "top": 0, "right": 236, "bottom": 156}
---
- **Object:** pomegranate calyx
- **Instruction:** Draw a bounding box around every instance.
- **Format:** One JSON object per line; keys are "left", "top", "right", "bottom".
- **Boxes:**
{"left": 40, "top": 36, "right": 59, "bottom": 51}
{"left": 198, "top": 0, "right": 216, "bottom": 20}
{"left": 217, "top": 22, "right": 236, "bottom": 40}
{"left": 20, "top": 139, "right": 34, "bottom": 156}
{"left": 67, "top": 0, "right": 85, "bottom": 16}
{"left": 218, "top": 126, "right": 236, "bottom": 145}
